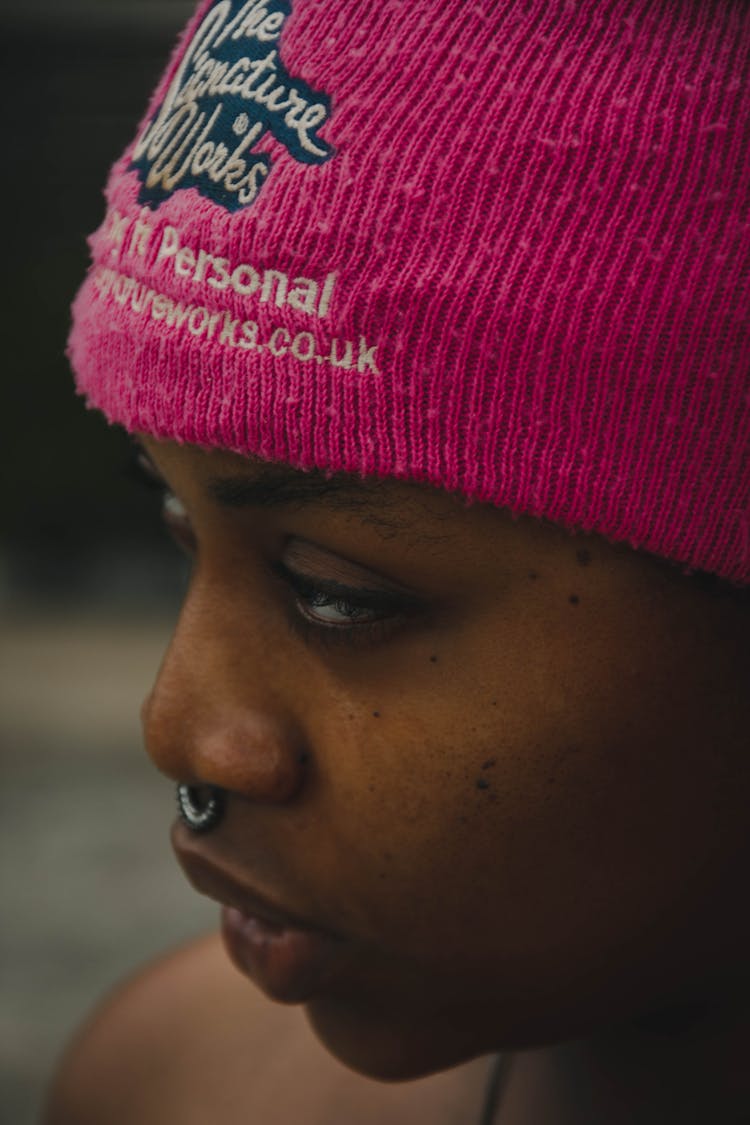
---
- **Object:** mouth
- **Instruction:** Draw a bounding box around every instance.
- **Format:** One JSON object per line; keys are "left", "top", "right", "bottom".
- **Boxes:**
{"left": 173, "top": 829, "right": 346, "bottom": 1004}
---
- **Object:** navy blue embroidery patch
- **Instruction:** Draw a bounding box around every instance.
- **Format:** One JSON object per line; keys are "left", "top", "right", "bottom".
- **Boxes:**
{"left": 130, "top": 0, "right": 335, "bottom": 212}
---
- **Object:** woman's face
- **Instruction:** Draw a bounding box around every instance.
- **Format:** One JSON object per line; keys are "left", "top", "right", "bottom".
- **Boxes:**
{"left": 140, "top": 437, "right": 750, "bottom": 1079}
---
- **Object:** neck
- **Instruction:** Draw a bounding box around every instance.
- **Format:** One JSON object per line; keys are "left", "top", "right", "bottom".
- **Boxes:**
{"left": 495, "top": 995, "right": 750, "bottom": 1125}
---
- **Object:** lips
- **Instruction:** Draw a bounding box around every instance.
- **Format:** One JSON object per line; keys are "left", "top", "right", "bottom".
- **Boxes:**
{"left": 173, "top": 829, "right": 346, "bottom": 1003}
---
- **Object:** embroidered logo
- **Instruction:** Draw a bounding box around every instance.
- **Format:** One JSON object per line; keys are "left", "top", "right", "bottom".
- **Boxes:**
{"left": 130, "top": 0, "right": 335, "bottom": 212}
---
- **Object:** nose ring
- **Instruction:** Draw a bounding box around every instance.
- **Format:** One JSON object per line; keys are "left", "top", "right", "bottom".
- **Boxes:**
{"left": 176, "top": 783, "right": 226, "bottom": 833}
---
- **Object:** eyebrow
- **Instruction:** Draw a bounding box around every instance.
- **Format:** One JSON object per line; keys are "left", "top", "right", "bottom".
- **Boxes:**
{"left": 134, "top": 439, "right": 450, "bottom": 542}
{"left": 206, "top": 466, "right": 410, "bottom": 536}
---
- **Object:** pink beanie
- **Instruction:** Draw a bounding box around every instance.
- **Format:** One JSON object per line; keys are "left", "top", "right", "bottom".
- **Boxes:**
{"left": 69, "top": 0, "right": 750, "bottom": 585}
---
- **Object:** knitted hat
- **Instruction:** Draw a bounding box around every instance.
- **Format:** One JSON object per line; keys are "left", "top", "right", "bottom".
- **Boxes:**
{"left": 69, "top": 0, "right": 750, "bottom": 585}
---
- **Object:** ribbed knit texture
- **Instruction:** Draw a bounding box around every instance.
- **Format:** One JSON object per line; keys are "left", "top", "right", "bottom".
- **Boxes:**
{"left": 69, "top": 0, "right": 750, "bottom": 583}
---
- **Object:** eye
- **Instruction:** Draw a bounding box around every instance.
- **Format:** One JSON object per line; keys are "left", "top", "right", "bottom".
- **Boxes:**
{"left": 272, "top": 560, "right": 418, "bottom": 646}
{"left": 126, "top": 447, "right": 197, "bottom": 554}
{"left": 306, "top": 598, "right": 372, "bottom": 625}
{"left": 127, "top": 446, "right": 164, "bottom": 492}
{"left": 162, "top": 491, "right": 197, "bottom": 554}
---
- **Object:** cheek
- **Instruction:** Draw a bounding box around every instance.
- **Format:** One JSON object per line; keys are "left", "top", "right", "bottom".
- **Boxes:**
{"left": 304, "top": 621, "right": 745, "bottom": 982}
{"left": 304, "top": 672, "right": 529, "bottom": 955}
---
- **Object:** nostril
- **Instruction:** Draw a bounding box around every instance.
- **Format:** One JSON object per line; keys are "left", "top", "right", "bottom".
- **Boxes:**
{"left": 194, "top": 722, "right": 311, "bottom": 804}
{"left": 140, "top": 661, "right": 310, "bottom": 804}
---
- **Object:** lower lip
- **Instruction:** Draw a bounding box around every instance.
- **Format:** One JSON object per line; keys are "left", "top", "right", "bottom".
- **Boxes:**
{"left": 220, "top": 905, "right": 343, "bottom": 1004}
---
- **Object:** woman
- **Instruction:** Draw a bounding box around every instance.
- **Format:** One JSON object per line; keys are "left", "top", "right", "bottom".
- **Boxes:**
{"left": 47, "top": 0, "right": 750, "bottom": 1121}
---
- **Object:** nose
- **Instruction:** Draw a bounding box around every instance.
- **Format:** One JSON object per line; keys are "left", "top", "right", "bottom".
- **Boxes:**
{"left": 142, "top": 589, "right": 309, "bottom": 804}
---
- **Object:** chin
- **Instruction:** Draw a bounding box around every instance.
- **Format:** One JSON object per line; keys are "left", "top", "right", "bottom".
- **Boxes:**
{"left": 304, "top": 993, "right": 491, "bottom": 1082}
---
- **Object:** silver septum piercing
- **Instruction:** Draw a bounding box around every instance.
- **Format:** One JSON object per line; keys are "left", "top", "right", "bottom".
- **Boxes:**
{"left": 176, "top": 783, "right": 226, "bottom": 833}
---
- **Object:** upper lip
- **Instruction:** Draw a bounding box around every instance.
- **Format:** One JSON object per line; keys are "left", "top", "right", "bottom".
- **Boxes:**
{"left": 173, "top": 833, "right": 324, "bottom": 934}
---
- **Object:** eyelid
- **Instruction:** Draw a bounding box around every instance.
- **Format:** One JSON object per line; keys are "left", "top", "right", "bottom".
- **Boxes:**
{"left": 128, "top": 445, "right": 166, "bottom": 490}
{"left": 272, "top": 559, "right": 416, "bottom": 611}
{"left": 282, "top": 537, "right": 417, "bottom": 600}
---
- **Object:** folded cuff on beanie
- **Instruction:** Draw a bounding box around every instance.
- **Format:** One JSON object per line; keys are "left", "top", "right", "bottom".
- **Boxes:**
{"left": 69, "top": 0, "right": 750, "bottom": 584}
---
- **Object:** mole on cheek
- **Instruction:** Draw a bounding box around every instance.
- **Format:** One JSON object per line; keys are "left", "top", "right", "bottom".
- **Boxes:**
{"left": 569, "top": 594, "right": 580, "bottom": 605}
{"left": 372, "top": 710, "right": 381, "bottom": 718}
{"left": 528, "top": 570, "right": 539, "bottom": 580}
{"left": 475, "top": 758, "right": 496, "bottom": 790}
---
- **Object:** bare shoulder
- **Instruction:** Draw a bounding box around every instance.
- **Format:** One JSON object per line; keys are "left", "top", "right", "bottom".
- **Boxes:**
{"left": 43, "top": 932, "right": 494, "bottom": 1125}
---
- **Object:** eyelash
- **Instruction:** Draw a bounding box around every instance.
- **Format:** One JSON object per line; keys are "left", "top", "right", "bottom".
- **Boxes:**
{"left": 270, "top": 561, "right": 413, "bottom": 649}
{"left": 129, "top": 451, "right": 413, "bottom": 649}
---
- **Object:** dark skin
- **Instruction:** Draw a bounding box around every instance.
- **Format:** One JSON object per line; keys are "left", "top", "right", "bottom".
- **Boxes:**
{"left": 46, "top": 437, "right": 750, "bottom": 1123}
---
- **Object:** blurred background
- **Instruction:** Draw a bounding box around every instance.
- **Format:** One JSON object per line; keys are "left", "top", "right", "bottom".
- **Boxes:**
{"left": 0, "top": 4, "right": 218, "bottom": 1122}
